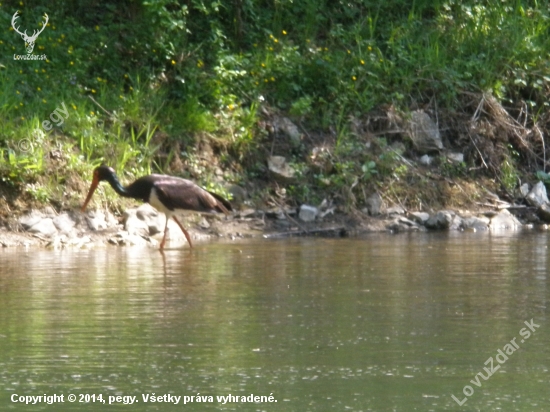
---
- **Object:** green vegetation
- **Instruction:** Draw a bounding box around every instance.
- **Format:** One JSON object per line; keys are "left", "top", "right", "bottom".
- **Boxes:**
{"left": 1, "top": 0, "right": 550, "bottom": 213}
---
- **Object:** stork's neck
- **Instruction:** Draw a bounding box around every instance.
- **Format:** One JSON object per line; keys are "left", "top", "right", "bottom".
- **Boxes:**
{"left": 105, "top": 172, "right": 133, "bottom": 198}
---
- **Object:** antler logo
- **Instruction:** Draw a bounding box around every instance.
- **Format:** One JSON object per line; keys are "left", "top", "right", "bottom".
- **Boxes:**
{"left": 11, "top": 11, "right": 49, "bottom": 54}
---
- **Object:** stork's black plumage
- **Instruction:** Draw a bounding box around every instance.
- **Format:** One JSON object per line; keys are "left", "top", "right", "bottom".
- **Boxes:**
{"left": 81, "top": 165, "right": 232, "bottom": 249}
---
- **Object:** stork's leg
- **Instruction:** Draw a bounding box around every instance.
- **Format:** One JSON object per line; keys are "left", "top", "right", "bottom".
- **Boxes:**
{"left": 172, "top": 216, "right": 194, "bottom": 248}
{"left": 159, "top": 214, "right": 169, "bottom": 250}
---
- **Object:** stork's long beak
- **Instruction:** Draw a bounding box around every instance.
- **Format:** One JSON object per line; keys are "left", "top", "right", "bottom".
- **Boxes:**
{"left": 81, "top": 175, "right": 99, "bottom": 212}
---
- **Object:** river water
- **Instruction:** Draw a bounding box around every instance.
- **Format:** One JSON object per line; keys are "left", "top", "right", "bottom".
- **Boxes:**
{"left": 0, "top": 231, "right": 548, "bottom": 411}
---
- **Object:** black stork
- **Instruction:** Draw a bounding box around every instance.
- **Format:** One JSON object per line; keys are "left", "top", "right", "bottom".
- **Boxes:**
{"left": 81, "top": 165, "right": 232, "bottom": 249}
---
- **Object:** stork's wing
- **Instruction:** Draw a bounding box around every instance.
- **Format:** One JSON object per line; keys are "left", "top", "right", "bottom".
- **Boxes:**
{"left": 152, "top": 176, "right": 231, "bottom": 214}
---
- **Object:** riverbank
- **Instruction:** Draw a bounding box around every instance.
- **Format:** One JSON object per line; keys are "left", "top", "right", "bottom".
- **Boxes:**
{"left": 4, "top": 93, "right": 550, "bottom": 248}
{"left": 0, "top": 197, "right": 543, "bottom": 249}
{"left": 3, "top": 3, "right": 550, "bottom": 244}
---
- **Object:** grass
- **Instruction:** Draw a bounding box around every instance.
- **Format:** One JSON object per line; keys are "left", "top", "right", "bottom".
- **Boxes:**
{"left": 2, "top": 1, "right": 550, "bottom": 215}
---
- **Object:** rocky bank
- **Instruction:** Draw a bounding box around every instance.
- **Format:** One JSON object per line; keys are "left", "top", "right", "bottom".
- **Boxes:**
{"left": 3, "top": 177, "right": 550, "bottom": 249}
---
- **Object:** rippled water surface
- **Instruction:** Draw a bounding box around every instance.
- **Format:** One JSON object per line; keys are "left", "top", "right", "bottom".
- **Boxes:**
{"left": 1, "top": 231, "right": 549, "bottom": 411}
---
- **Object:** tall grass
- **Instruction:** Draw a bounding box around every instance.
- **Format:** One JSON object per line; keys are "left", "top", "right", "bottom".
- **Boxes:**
{"left": 1, "top": 1, "right": 550, "bottom": 208}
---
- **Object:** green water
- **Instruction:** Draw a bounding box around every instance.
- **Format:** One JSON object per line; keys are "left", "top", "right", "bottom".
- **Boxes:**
{"left": 0, "top": 232, "right": 549, "bottom": 411}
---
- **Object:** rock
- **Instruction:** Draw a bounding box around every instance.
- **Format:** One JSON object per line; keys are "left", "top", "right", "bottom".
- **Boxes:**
{"left": 425, "top": 210, "right": 455, "bottom": 229}
{"left": 134, "top": 204, "right": 164, "bottom": 235}
{"left": 267, "top": 156, "right": 296, "bottom": 181}
{"left": 318, "top": 199, "right": 335, "bottom": 219}
{"left": 489, "top": 210, "right": 521, "bottom": 229}
{"left": 419, "top": 155, "right": 433, "bottom": 166}
{"left": 537, "top": 204, "right": 550, "bottom": 223}
{"left": 227, "top": 184, "right": 248, "bottom": 205}
{"left": 299, "top": 204, "right": 318, "bottom": 222}
{"left": 19, "top": 210, "right": 44, "bottom": 230}
{"left": 41, "top": 206, "right": 57, "bottom": 217}
{"left": 407, "top": 110, "right": 443, "bottom": 153}
{"left": 365, "top": 193, "right": 383, "bottom": 216}
{"left": 462, "top": 216, "right": 489, "bottom": 231}
{"left": 105, "top": 211, "right": 118, "bottom": 227}
{"left": 391, "top": 142, "right": 407, "bottom": 156}
{"left": 309, "top": 147, "right": 333, "bottom": 174}
{"left": 47, "top": 234, "right": 68, "bottom": 249}
{"left": 125, "top": 234, "right": 148, "bottom": 246}
{"left": 27, "top": 218, "right": 58, "bottom": 237}
{"left": 265, "top": 207, "right": 296, "bottom": 219}
{"left": 450, "top": 215, "right": 464, "bottom": 230}
{"left": 107, "top": 232, "right": 126, "bottom": 245}
{"left": 386, "top": 205, "right": 405, "bottom": 215}
{"left": 0, "top": 236, "right": 17, "bottom": 247}
{"left": 84, "top": 210, "right": 110, "bottom": 231}
{"left": 273, "top": 219, "right": 291, "bottom": 229}
{"left": 273, "top": 117, "right": 302, "bottom": 146}
{"left": 123, "top": 205, "right": 161, "bottom": 236}
{"left": 520, "top": 183, "right": 530, "bottom": 197}
{"left": 526, "top": 181, "right": 549, "bottom": 207}
{"left": 124, "top": 213, "right": 150, "bottom": 236}
{"left": 135, "top": 203, "right": 157, "bottom": 220}
{"left": 388, "top": 216, "right": 423, "bottom": 232}
{"left": 447, "top": 152, "right": 464, "bottom": 163}
{"left": 66, "top": 236, "right": 92, "bottom": 248}
{"left": 53, "top": 213, "right": 76, "bottom": 234}
{"left": 319, "top": 208, "right": 335, "bottom": 219}
{"left": 318, "top": 198, "right": 335, "bottom": 219}
{"left": 108, "top": 231, "right": 149, "bottom": 246}
{"left": 198, "top": 217, "right": 210, "bottom": 229}
{"left": 408, "top": 211, "right": 430, "bottom": 225}
{"left": 237, "top": 208, "right": 259, "bottom": 218}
